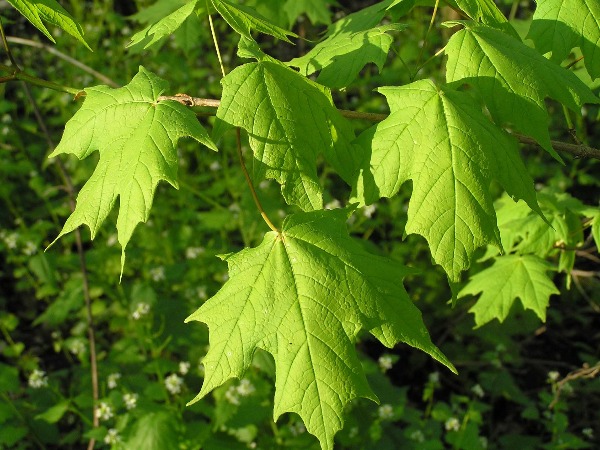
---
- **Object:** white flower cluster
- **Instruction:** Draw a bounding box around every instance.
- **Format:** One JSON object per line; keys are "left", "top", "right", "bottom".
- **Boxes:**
{"left": 123, "top": 393, "right": 138, "bottom": 410}
{"left": 132, "top": 302, "right": 150, "bottom": 320}
{"left": 97, "top": 402, "right": 113, "bottom": 421}
{"left": 0, "top": 231, "right": 18, "bottom": 250}
{"left": 445, "top": 417, "right": 460, "bottom": 432}
{"left": 28, "top": 369, "right": 48, "bottom": 388}
{"left": 378, "top": 354, "right": 394, "bottom": 372}
{"left": 107, "top": 373, "right": 121, "bottom": 389}
{"left": 179, "top": 361, "right": 191, "bottom": 375}
{"left": 224, "top": 379, "right": 256, "bottom": 405}
{"left": 149, "top": 266, "right": 165, "bottom": 282}
{"left": 165, "top": 373, "right": 184, "bottom": 395}
{"left": 185, "top": 247, "right": 205, "bottom": 259}
{"left": 547, "top": 371, "right": 560, "bottom": 382}
{"left": 377, "top": 404, "right": 394, "bottom": 420}
{"left": 104, "top": 428, "right": 121, "bottom": 445}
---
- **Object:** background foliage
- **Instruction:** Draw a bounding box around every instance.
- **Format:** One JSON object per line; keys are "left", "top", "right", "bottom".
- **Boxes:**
{"left": 1, "top": 0, "right": 599, "bottom": 449}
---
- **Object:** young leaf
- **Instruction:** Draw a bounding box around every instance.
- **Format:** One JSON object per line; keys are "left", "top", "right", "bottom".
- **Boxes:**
{"left": 186, "top": 208, "right": 455, "bottom": 450}
{"left": 49, "top": 66, "right": 216, "bottom": 273}
{"left": 216, "top": 61, "right": 362, "bottom": 211}
{"left": 128, "top": 0, "right": 200, "bottom": 50}
{"left": 449, "top": 0, "right": 517, "bottom": 36}
{"left": 123, "top": 411, "right": 180, "bottom": 450}
{"left": 459, "top": 255, "right": 559, "bottom": 327}
{"left": 353, "top": 79, "right": 541, "bottom": 282}
{"left": 6, "top": 0, "right": 91, "bottom": 50}
{"left": 528, "top": 0, "right": 600, "bottom": 79}
{"left": 288, "top": 24, "right": 406, "bottom": 89}
{"left": 283, "top": 0, "right": 334, "bottom": 26}
{"left": 445, "top": 23, "right": 599, "bottom": 160}
{"left": 212, "top": 0, "right": 298, "bottom": 43}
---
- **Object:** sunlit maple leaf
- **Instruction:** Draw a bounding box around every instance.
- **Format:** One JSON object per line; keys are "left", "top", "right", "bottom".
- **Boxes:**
{"left": 49, "top": 66, "right": 216, "bottom": 273}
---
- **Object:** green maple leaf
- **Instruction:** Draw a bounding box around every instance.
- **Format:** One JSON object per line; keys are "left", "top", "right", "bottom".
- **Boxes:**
{"left": 528, "top": 0, "right": 600, "bottom": 79}
{"left": 353, "top": 79, "right": 541, "bottom": 282}
{"left": 445, "top": 23, "right": 599, "bottom": 160}
{"left": 216, "top": 60, "right": 361, "bottom": 211}
{"left": 212, "top": 0, "right": 298, "bottom": 43}
{"left": 287, "top": 1, "right": 411, "bottom": 88}
{"left": 186, "top": 208, "right": 455, "bottom": 450}
{"left": 49, "top": 66, "right": 216, "bottom": 273}
{"left": 283, "top": 0, "right": 334, "bottom": 25}
{"left": 459, "top": 255, "right": 559, "bottom": 326}
{"left": 128, "top": 0, "right": 200, "bottom": 50}
{"left": 6, "top": 0, "right": 91, "bottom": 50}
{"left": 288, "top": 23, "right": 406, "bottom": 89}
{"left": 449, "top": 0, "right": 517, "bottom": 35}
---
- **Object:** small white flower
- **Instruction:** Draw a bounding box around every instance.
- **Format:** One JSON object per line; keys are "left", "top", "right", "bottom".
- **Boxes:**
{"left": 1, "top": 113, "right": 11, "bottom": 123}
{"left": 378, "top": 354, "right": 393, "bottom": 372}
{"left": 68, "top": 339, "right": 86, "bottom": 356}
{"left": 289, "top": 421, "right": 306, "bottom": 436}
{"left": 132, "top": 302, "right": 150, "bottom": 320}
{"left": 409, "top": 430, "right": 425, "bottom": 442}
{"left": 236, "top": 379, "right": 255, "bottom": 396}
{"left": 4, "top": 232, "right": 18, "bottom": 249}
{"left": 363, "top": 204, "right": 377, "bottom": 218}
{"left": 149, "top": 266, "right": 165, "bottom": 282}
{"left": 547, "top": 371, "right": 560, "bottom": 382}
{"left": 209, "top": 160, "right": 221, "bottom": 171}
{"left": 428, "top": 372, "right": 440, "bottom": 384}
{"left": 247, "top": 442, "right": 257, "bottom": 449}
{"left": 107, "top": 373, "right": 121, "bottom": 389}
{"left": 377, "top": 404, "right": 394, "bottom": 420}
{"left": 179, "top": 361, "right": 191, "bottom": 375}
{"left": 258, "top": 180, "right": 270, "bottom": 190}
{"left": 22, "top": 241, "right": 37, "bottom": 256}
{"left": 225, "top": 385, "right": 240, "bottom": 405}
{"left": 123, "top": 393, "right": 138, "bottom": 410}
{"left": 165, "top": 373, "right": 184, "bottom": 395}
{"left": 197, "top": 286, "right": 208, "bottom": 300}
{"left": 28, "top": 369, "right": 48, "bottom": 388}
{"left": 185, "top": 247, "right": 205, "bottom": 259}
{"left": 324, "top": 199, "right": 342, "bottom": 210}
{"left": 445, "top": 417, "right": 460, "bottom": 432}
{"left": 471, "top": 384, "right": 485, "bottom": 398}
{"left": 582, "top": 427, "right": 594, "bottom": 439}
{"left": 97, "top": 402, "right": 113, "bottom": 421}
{"left": 104, "top": 428, "right": 120, "bottom": 445}
{"left": 479, "top": 436, "right": 488, "bottom": 448}
{"left": 106, "top": 234, "right": 118, "bottom": 247}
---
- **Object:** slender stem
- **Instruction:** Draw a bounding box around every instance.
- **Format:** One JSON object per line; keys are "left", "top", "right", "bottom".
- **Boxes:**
{"left": 416, "top": 0, "right": 441, "bottom": 70}
{"left": 207, "top": 0, "right": 226, "bottom": 78}
{"left": 414, "top": 44, "right": 447, "bottom": 77}
{"left": 6, "top": 36, "right": 118, "bottom": 87}
{"left": 157, "top": 94, "right": 600, "bottom": 161}
{"left": 565, "top": 55, "right": 584, "bottom": 70}
{"left": 0, "top": 63, "right": 82, "bottom": 95}
{"left": 19, "top": 74, "right": 98, "bottom": 450}
{"left": 0, "top": 17, "right": 19, "bottom": 68}
{"left": 236, "top": 128, "right": 280, "bottom": 233}
{"left": 508, "top": 0, "right": 520, "bottom": 21}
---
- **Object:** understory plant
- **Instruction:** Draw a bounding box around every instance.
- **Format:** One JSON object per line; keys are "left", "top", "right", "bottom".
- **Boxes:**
{"left": 1, "top": 0, "right": 599, "bottom": 449}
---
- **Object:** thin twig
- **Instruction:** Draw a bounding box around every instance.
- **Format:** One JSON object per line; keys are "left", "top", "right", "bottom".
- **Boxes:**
{"left": 236, "top": 128, "right": 280, "bottom": 233}
{"left": 549, "top": 362, "right": 600, "bottom": 409}
{"left": 3, "top": 21, "right": 100, "bottom": 446}
{"left": 6, "top": 36, "right": 118, "bottom": 87}
{"left": 157, "top": 95, "right": 600, "bottom": 161}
